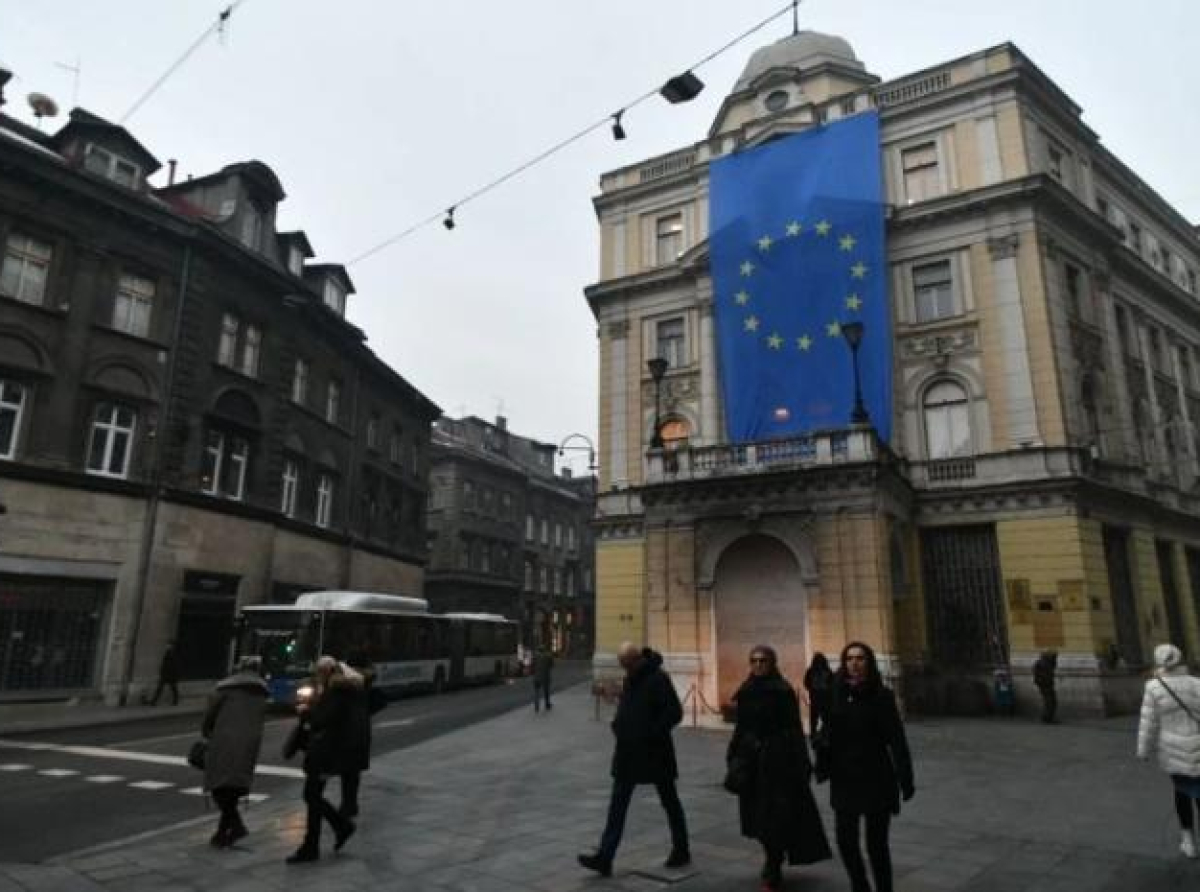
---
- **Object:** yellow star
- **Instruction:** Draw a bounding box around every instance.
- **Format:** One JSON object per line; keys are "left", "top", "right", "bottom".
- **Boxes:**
{"left": 734, "top": 289, "right": 751, "bottom": 306}
{"left": 826, "top": 320, "right": 842, "bottom": 337}
{"left": 845, "top": 293, "right": 863, "bottom": 311}
{"left": 839, "top": 234, "right": 857, "bottom": 252}
{"left": 850, "top": 261, "right": 868, "bottom": 279}
{"left": 744, "top": 315, "right": 760, "bottom": 332}
{"left": 785, "top": 221, "right": 802, "bottom": 237}
{"left": 766, "top": 332, "right": 783, "bottom": 350}
{"left": 757, "top": 235, "right": 774, "bottom": 252}
{"left": 796, "top": 334, "right": 813, "bottom": 352}
{"left": 815, "top": 220, "right": 832, "bottom": 236}
{"left": 740, "top": 260, "right": 755, "bottom": 277}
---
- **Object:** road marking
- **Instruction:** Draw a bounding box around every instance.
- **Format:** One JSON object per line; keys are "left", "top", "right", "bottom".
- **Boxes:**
{"left": 86, "top": 774, "right": 125, "bottom": 783}
{"left": 38, "top": 768, "right": 80, "bottom": 777}
{"left": 246, "top": 793, "right": 269, "bottom": 803}
{"left": 129, "top": 780, "right": 174, "bottom": 790}
{"left": 374, "top": 717, "right": 416, "bottom": 729}
{"left": 0, "top": 763, "right": 33, "bottom": 771}
{"left": 0, "top": 739, "right": 303, "bottom": 778}
{"left": 180, "top": 786, "right": 205, "bottom": 795}
{"left": 111, "top": 717, "right": 293, "bottom": 748}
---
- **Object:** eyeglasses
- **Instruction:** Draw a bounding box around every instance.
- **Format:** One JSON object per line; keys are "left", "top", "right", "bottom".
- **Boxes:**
{"left": 845, "top": 654, "right": 867, "bottom": 662}
{"left": 749, "top": 657, "right": 769, "bottom": 664}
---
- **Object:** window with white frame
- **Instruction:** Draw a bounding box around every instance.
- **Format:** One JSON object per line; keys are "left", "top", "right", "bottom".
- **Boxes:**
{"left": 524, "top": 560, "right": 534, "bottom": 591}
{"left": 292, "top": 358, "right": 309, "bottom": 404}
{"left": 86, "top": 402, "right": 137, "bottom": 478}
{"left": 241, "top": 325, "right": 261, "bottom": 377}
{"left": 655, "top": 213, "right": 684, "bottom": 266}
{"left": 240, "top": 208, "right": 263, "bottom": 250}
{"left": 656, "top": 317, "right": 686, "bottom": 368}
{"left": 390, "top": 427, "right": 403, "bottom": 464}
{"left": 366, "top": 414, "right": 380, "bottom": 450}
{"left": 315, "top": 473, "right": 334, "bottom": 527}
{"left": 323, "top": 280, "right": 345, "bottom": 315}
{"left": 526, "top": 514, "right": 535, "bottom": 541}
{"left": 912, "top": 260, "right": 956, "bottom": 323}
{"left": 0, "top": 379, "right": 26, "bottom": 460}
{"left": 901, "top": 142, "right": 941, "bottom": 203}
{"left": 201, "top": 429, "right": 249, "bottom": 500}
{"left": 112, "top": 272, "right": 154, "bottom": 337}
{"left": 1, "top": 233, "right": 52, "bottom": 305}
{"left": 567, "top": 570, "right": 576, "bottom": 597}
{"left": 554, "top": 568, "right": 563, "bottom": 595}
{"left": 325, "top": 379, "right": 340, "bottom": 424}
{"left": 539, "top": 566, "right": 549, "bottom": 594}
{"left": 567, "top": 525, "right": 577, "bottom": 551}
{"left": 554, "top": 522, "right": 563, "bottom": 548}
{"left": 923, "top": 381, "right": 972, "bottom": 459}
{"left": 541, "top": 518, "right": 549, "bottom": 545}
{"left": 281, "top": 458, "right": 300, "bottom": 517}
{"left": 217, "top": 313, "right": 239, "bottom": 367}
{"left": 83, "top": 144, "right": 140, "bottom": 188}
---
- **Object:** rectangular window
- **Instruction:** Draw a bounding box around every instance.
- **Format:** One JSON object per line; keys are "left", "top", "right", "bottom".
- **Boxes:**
{"left": 112, "top": 272, "right": 154, "bottom": 337}
{"left": 281, "top": 458, "right": 299, "bottom": 517}
{"left": 241, "top": 325, "right": 261, "bottom": 377}
{"left": 287, "top": 246, "right": 305, "bottom": 276}
{"left": 901, "top": 142, "right": 940, "bottom": 203}
{"left": 1, "top": 233, "right": 52, "bottom": 305}
{"left": 912, "top": 260, "right": 955, "bottom": 323}
{"left": 366, "top": 415, "right": 380, "bottom": 450}
{"left": 1047, "top": 143, "right": 1064, "bottom": 181}
{"left": 1178, "top": 347, "right": 1192, "bottom": 390}
{"left": 0, "top": 379, "right": 26, "bottom": 460}
{"left": 1188, "top": 269, "right": 1198, "bottom": 295}
{"left": 86, "top": 402, "right": 136, "bottom": 478}
{"left": 217, "top": 313, "right": 239, "bottom": 367}
{"left": 524, "top": 561, "right": 534, "bottom": 591}
{"left": 1064, "top": 263, "right": 1082, "bottom": 317}
{"left": 200, "top": 430, "right": 249, "bottom": 500}
{"left": 554, "top": 522, "right": 563, "bottom": 548}
{"left": 240, "top": 211, "right": 262, "bottom": 250}
{"left": 656, "top": 317, "right": 686, "bottom": 368}
{"left": 315, "top": 473, "right": 334, "bottom": 528}
{"left": 1096, "top": 196, "right": 1110, "bottom": 220}
{"left": 325, "top": 380, "right": 340, "bottom": 424}
{"left": 568, "top": 525, "right": 577, "bottom": 551}
{"left": 526, "top": 515, "right": 535, "bottom": 541}
{"left": 292, "top": 358, "right": 309, "bottom": 404}
{"left": 323, "top": 280, "right": 344, "bottom": 315}
{"left": 84, "top": 144, "right": 141, "bottom": 188}
{"left": 554, "top": 568, "right": 563, "bottom": 595}
{"left": 1114, "top": 305, "right": 1131, "bottom": 355}
{"left": 655, "top": 213, "right": 684, "bottom": 265}
{"left": 541, "top": 518, "right": 549, "bottom": 545}
{"left": 390, "top": 428, "right": 403, "bottom": 464}
{"left": 464, "top": 480, "right": 475, "bottom": 508}
{"left": 1129, "top": 221, "right": 1143, "bottom": 256}
{"left": 539, "top": 566, "right": 548, "bottom": 594}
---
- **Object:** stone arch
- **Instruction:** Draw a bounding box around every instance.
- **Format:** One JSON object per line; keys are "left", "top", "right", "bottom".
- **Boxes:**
{"left": 697, "top": 515, "right": 817, "bottom": 589}
{"left": 283, "top": 430, "right": 308, "bottom": 456}
{"left": 0, "top": 326, "right": 52, "bottom": 375}
{"left": 90, "top": 357, "right": 158, "bottom": 401}
{"left": 209, "top": 387, "right": 262, "bottom": 430}
{"left": 644, "top": 402, "right": 701, "bottom": 447}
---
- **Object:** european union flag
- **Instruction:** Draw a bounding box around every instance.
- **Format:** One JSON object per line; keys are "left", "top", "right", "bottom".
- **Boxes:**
{"left": 710, "top": 112, "right": 890, "bottom": 443}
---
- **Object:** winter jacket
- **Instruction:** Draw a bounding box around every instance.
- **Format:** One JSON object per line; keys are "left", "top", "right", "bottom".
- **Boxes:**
{"left": 1137, "top": 668, "right": 1200, "bottom": 777}
{"left": 728, "top": 673, "right": 832, "bottom": 865}
{"left": 533, "top": 652, "right": 554, "bottom": 687}
{"left": 1033, "top": 654, "right": 1056, "bottom": 691}
{"left": 610, "top": 649, "right": 682, "bottom": 784}
{"left": 159, "top": 647, "right": 180, "bottom": 683}
{"left": 826, "top": 678, "right": 914, "bottom": 816}
{"left": 303, "top": 668, "right": 365, "bottom": 776}
{"left": 201, "top": 671, "right": 268, "bottom": 792}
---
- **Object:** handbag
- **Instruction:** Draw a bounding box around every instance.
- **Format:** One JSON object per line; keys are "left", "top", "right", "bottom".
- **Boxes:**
{"left": 282, "top": 718, "right": 308, "bottom": 760}
{"left": 810, "top": 725, "right": 831, "bottom": 783}
{"left": 723, "top": 752, "right": 752, "bottom": 794}
{"left": 187, "top": 738, "right": 207, "bottom": 770}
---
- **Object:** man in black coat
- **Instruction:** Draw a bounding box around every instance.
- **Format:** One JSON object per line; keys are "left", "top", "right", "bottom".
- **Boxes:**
{"left": 150, "top": 642, "right": 180, "bottom": 706}
{"left": 578, "top": 642, "right": 690, "bottom": 877}
{"left": 1033, "top": 650, "right": 1058, "bottom": 724}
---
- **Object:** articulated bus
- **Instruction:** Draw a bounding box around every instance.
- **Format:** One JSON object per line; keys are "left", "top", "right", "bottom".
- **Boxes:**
{"left": 237, "top": 591, "right": 518, "bottom": 705}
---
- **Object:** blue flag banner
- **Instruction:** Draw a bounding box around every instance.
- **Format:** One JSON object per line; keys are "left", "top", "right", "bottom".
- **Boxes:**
{"left": 709, "top": 112, "right": 890, "bottom": 443}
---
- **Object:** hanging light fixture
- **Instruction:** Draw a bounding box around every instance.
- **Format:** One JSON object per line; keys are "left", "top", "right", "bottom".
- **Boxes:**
{"left": 443, "top": 207, "right": 456, "bottom": 230}
{"left": 611, "top": 110, "right": 626, "bottom": 141}
{"left": 660, "top": 71, "right": 704, "bottom": 104}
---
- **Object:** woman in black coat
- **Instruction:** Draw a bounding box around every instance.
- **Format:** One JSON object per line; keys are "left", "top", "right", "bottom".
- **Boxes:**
{"left": 803, "top": 652, "right": 834, "bottom": 735}
{"left": 825, "top": 641, "right": 914, "bottom": 892}
{"left": 728, "top": 645, "right": 832, "bottom": 891}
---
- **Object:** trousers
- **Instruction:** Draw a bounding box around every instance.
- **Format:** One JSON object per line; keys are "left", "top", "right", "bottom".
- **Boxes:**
{"left": 302, "top": 773, "right": 350, "bottom": 848}
{"left": 835, "top": 809, "right": 892, "bottom": 892}
{"left": 598, "top": 778, "right": 689, "bottom": 861}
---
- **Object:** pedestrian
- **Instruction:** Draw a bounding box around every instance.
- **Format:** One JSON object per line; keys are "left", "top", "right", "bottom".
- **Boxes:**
{"left": 151, "top": 641, "right": 180, "bottom": 706}
{"left": 533, "top": 646, "right": 554, "bottom": 712}
{"left": 803, "top": 652, "right": 834, "bottom": 735}
{"left": 339, "top": 653, "right": 385, "bottom": 820}
{"left": 823, "top": 641, "right": 914, "bottom": 892}
{"left": 1136, "top": 643, "right": 1200, "bottom": 859}
{"left": 201, "top": 656, "right": 268, "bottom": 848}
{"left": 285, "top": 656, "right": 360, "bottom": 864}
{"left": 1033, "top": 650, "right": 1058, "bottom": 724}
{"left": 578, "top": 642, "right": 691, "bottom": 877}
{"left": 727, "top": 645, "right": 832, "bottom": 891}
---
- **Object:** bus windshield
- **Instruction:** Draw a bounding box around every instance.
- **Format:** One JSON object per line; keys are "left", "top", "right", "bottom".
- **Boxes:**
{"left": 238, "top": 609, "right": 320, "bottom": 679}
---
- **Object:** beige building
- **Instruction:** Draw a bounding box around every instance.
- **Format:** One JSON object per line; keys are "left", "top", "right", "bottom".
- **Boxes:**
{"left": 586, "top": 32, "right": 1200, "bottom": 719}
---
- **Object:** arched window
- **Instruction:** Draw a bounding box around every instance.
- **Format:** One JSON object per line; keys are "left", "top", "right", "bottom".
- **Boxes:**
{"left": 659, "top": 417, "right": 691, "bottom": 450}
{"left": 923, "top": 380, "right": 971, "bottom": 459}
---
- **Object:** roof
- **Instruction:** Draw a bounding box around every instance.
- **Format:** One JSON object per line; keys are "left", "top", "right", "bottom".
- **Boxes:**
{"left": 52, "top": 107, "right": 161, "bottom": 173}
{"left": 277, "top": 230, "right": 315, "bottom": 256}
{"left": 735, "top": 30, "right": 866, "bottom": 91}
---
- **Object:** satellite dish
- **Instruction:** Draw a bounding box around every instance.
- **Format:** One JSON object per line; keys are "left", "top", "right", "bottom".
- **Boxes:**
{"left": 27, "top": 92, "right": 59, "bottom": 120}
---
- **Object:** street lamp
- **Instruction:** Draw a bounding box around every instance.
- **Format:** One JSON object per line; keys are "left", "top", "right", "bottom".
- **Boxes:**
{"left": 647, "top": 357, "right": 669, "bottom": 448}
{"left": 558, "top": 433, "right": 597, "bottom": 472}
{"left": 840, "top": 320, "right": 870, "bottom": 425}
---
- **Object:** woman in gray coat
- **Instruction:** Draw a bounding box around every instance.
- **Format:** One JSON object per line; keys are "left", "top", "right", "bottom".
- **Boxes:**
{"left": 202, "top": 657, "right": 269, "bottom": 848}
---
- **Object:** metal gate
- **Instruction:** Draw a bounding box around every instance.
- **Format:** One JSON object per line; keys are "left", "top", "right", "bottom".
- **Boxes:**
{"left": 1102, "top": 526, "right": 1144, "bottom": 666}
{"left": 920, "top": 525, "right": 1008, "bottom": 669}
{"left": 0, "top": 575, "right": 108, "bottom": 692}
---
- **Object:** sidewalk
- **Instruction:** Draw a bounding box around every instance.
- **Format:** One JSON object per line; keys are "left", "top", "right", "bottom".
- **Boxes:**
{"left": 3, "top": 685, "right": 1199, "bottom": 891}
{"left": 0, "top": 697, "right": 207, "bottom": 737}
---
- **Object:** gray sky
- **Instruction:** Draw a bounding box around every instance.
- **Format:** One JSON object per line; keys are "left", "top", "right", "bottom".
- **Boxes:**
{"left": 3, "top": 1, "right": 1197, "bottom": 473}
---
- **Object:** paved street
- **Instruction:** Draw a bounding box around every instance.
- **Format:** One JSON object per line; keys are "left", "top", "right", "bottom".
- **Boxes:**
{"left": 0, "top": 663, "right": 588, "bottom": 863}
{"left": 1, "top": 681, "right": 1198, "bottom": 891}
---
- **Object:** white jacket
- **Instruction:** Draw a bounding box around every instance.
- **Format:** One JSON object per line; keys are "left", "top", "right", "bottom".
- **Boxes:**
{"left": 1136, "top": 668, "right": 1200, "bottom": 777}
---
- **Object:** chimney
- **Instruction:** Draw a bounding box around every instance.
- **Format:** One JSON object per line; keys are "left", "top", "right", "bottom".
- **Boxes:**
{"left": 495, "top": 415, "right": 507, "bottom": 431}
{"left": 561, "top": 467, "right": 573, "bottom": 479}
{"left": 167, "top": 158, "right": 177, "bottom": 186}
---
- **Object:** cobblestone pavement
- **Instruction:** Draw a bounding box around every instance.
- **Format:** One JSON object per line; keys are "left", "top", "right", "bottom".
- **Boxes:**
{"left": 2, "top": 685, "right": 1198, "bottom": 891}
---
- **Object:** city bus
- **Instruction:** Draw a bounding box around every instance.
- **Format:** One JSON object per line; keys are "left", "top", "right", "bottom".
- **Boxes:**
{"left": 236, "top": 591, "right": 518, "bottom": 705}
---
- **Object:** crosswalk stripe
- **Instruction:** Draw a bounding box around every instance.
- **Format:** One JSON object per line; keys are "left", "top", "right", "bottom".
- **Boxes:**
{"left": 129, "top": 780, "right": 174, "bottom": 790}
{"left": 0, "top": 763, "right": 33, "bottom": 771}
{"left": 246, "top": 793, "right": 269, "bottom": 804}
{"left": 180, "top": 786, "right": 205, "bottom": 795}
{"left": 38, "top": 768, "right": 80, "bottom": 777}
{"left": 86, "top": 775, "right": 125, "bottom": 783}
{"left": 0, "top": 739, "right": 303, "bottom": 778}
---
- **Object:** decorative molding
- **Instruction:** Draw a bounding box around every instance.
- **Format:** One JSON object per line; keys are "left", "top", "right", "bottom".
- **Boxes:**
{"left": 606, "top": 319, "right": 630, "bottom": 340}
{"left": 988, "top": 233, "right": 1020, "bottom": 260}
{"left": 903, "top": 328, "right": 977, "bottom": 358}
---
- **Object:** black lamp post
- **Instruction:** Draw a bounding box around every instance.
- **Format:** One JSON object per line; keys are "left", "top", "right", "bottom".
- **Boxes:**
{"left": 840, "top": 320, "right": 870, "bottom": 425}
{"left": 647, "top": 357, "right": 669, "bottom": 448}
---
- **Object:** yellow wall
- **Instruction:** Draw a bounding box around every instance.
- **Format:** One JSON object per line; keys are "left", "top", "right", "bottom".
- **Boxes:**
{"left": 595, "top": 538, "right": 646, "bottom": 653}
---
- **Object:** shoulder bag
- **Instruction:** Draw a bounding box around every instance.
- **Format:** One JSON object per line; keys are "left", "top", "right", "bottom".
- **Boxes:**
{"left": 186, "top": 738, "right": 207, "bottom": 770}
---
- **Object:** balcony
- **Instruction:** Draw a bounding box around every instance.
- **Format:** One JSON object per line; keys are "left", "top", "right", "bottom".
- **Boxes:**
{"left": 908, "top": 447, "right": 1085, "bottom": 490}
{"left": 645, "top": 428, "right": 881, "bottom": 483}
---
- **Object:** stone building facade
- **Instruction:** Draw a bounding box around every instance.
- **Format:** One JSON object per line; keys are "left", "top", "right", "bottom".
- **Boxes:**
{"left": 587, "top": 33, "right": 1200, "bottom": 719}
{"left": 0, "top": 81, "right": 439, "bottom": 703}
{"left": 425, "top": 416, "right": 595, "bottom": 655}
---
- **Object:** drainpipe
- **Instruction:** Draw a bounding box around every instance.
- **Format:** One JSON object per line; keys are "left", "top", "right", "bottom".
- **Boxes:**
{"left": 341, "top": 360, "right": 362, "bottom": 588}
{"left": 120, "top": 241, "right": 193, "bottom": 706}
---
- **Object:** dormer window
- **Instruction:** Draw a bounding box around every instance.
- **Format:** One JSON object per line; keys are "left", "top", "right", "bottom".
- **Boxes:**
{"left": 287, "top": 246, "right": 304, "bottom": 276}
{"left": 323, "top": 280, "right": 345, "bottom": 315}
{"left": 240, "top": 207, "right": 263, "bottom": 251}
{"left": 83, "top": 143, "right": 140, "bottom": 188}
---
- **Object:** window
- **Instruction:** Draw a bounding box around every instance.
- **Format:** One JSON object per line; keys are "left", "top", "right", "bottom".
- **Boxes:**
{"left": 287, "top": 246, "right": 305, "bottom": 276}
{"left": 241, "top": 325, "right": 261, "bottom": 377}
{"left": 567, "top": 525, "right": 577, "bottom": 551}
{"left": 410, "top": 442, "right": 420, "bottom": 476}
{"left": 240, "top": 209, "right": 262, "bottom": 250}
{"left": 86, "top": 402, "right": 136, "bottom": 478}
{"left": 281, "top": 458, "right": 299, "bottom": 517}
{"left": 1114, "top": 305, "right": 1132, "bottom": 355}
{"left": 541, "top": 518, "right": 549, "bottom": 545}
{"left": 524, "top": 561, "right": 534, "bottom": 591}
{"left": 366, "top": 414, "right": 380, "bottom": 450}
{"left": 1047, "top": 144, "right": 1064, "bottom": 181}
{"left": 554, "top": 568, "right": 563, "bottom": 595}
{"left": 923, "top": 381, "right": 972, "bottom": 459}
{"left": 659, "top": 417, "right": 691, "bottom": 450}
{"left": 1064, "top": 263, "right": 1082, "bottom": 317}
{"left": 1188, "top": 269, "right": 1198, "bottom": 295}
{"left": 901, "top": 142, "right": 940, "bottom": 203}
{"left": 501, "top": 492, "right": 512, "bottom": 518}
{"left": 0, "top": 379, "right": 26, "bottom": 459}
{"left": 1178, "top": 347, "right": 1193, "bottom": 390}
{"left": 464, "top": 480, "right": 475, "bottom": 509}
{"left": 1128, "top": 222, "right": 1143, "bottom": 256}
{"left": 656, "top": 317, "right": 686, "bottom": 368}
{"left": 764, "top": 90, "right": 789, "bottom": 112}
{"left": 292, "top": 358, "right": 309, "bottom": 404}
{"left": 200, "top": 430, "right": 249, "bottom": 500}
{"left": 84, "top": 144, "right": 140, "bottom": 188}
{"left": 112, "top": 273, "right": 154, "bottom": 337}
{"left": 325, "top": 380, "right": 340, "bottom": 424}
{"left": 390, "top": 427, "right": 403, "bottom": 464}
{"left": 655, "top": 213, "right": 684, "bottom": 265}
{"left": 555, "top": 523, "right": 563, "bottom": 548}
{"left": 526, "top": 515, "right": 535, "bottom": 541}
{"left": 1096, "top": 196, "right": 1110, "bottom": 221}
{"left": 315, "top": 473, "right": 334, "bottom": 528}
{"left": 567, "top": 569, "right": 577, "bottom": 597}
{"left": 1, "top": 233, "right": 52, "bottom": 304}
{"left": 539, "top": 566, "right": 549, "bottom": 594}
{"left": 217, "top": 313, "right": 239, "bottom": 367}
{"left": 323, "top": 280, "right": 344, "bottom": 315}
{"left": 912, "top": 260, "right": 955, "bottom": 323}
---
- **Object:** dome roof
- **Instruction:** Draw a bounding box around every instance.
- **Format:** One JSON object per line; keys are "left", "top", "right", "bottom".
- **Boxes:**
{"left": 734, "top": 30, "right": 864, "bottom": 91}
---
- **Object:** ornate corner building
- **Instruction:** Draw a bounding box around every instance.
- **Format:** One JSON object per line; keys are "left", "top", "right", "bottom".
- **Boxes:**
{"left": 0, "top": 75, "right": 440, "bottom": 703}
{"left": 586, "top": 32, "right": 1200, "bottom": 718}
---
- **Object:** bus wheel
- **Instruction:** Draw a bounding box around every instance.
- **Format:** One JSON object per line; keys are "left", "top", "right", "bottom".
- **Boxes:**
{"left": 433, "top": 667, "right": 445, "bottom": 694}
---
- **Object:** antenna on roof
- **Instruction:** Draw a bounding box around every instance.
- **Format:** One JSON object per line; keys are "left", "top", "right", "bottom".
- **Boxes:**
{"left": 792, "top": 0, "right": 800, "bottom": 35}
{"left": 26, "top": 92, "right": 59, "bottom": 128}
{"left": 54, "top": 57, "right": 81, "bottom": 108}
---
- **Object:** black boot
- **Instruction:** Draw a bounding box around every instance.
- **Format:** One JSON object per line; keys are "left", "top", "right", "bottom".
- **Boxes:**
{"left": 577, "top": 852, "right": 613, "bottom": 876}
{"left": 664, "top": 848, "right": 691, "bottom": 869}
{"left": 286, "top": 845, "right": 319, "bottom": 864}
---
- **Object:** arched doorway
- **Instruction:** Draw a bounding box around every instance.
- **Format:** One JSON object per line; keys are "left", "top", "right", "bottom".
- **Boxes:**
{"left": 713, "top": 534, "right": 808, "bottom": 708}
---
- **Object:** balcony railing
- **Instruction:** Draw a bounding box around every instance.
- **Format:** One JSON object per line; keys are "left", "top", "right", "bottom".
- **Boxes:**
{"left": 645, "top": 428, "right": 879, "bottom": 483}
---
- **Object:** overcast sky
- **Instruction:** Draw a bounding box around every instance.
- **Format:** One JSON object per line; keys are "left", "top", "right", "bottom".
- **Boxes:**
{"left": 3, "top": 1, "right": 1197, "bottom": 472}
